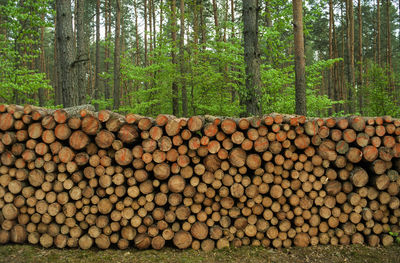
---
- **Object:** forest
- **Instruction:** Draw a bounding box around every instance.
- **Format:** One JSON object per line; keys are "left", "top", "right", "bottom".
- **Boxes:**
{"left": 0, "top": 0, "right": 399, "bottom": 118}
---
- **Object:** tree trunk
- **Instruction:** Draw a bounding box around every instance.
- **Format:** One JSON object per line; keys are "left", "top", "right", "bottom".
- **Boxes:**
{"left": 152, "top": 0, "right": 156, "bottom": 51}
{"left": 346, "top": 0, "right": 355, "bottom": 114}
{"left": 231, "top": 0, "right": 235, "bottom": 38}
{"left": 386, "top": 0, "right": 392, "bottom": 87}
{"left": 149, "top": 0, "right": 153, "bottom": 60}
{"left": 199, "top": 0, "right": 206, "bottom": 49}
{"left": 191, "top": 0, "right": 198, "bottom": 114}
{"left": 144, "top": 0, "right": 148, "bottom": 66}
{"left": 179, "top": 0, "right": 187, "bottom": 116}
{"left": 193, "top": 0, "right": 199, "bottom": 46}
{"left": 212, "top": 0, "right": 220, "bottom": 41}
{"left": 328, "top": 0, "right": 334, "bottom": 115}
{"left": 55, "top": 0, "right": 78, "bottom": 107}
{"left": 76, "top": 0, "right": 87, "bottom": 105}
{"left": 357, "top": 0, "right": 363, "bottom": 114}
{"left": 114, "top": 0, "right": 121, "bottom": 110}
{"left": 243, "top": 0, "right": 262, "bottom": 116}
{"left": 223, "top": 0, "right": 228, "bottom": 42}
{"left": 54, "top": 15, "right": 61, "bottom": 106}
{"left": 134, "top": 0, "right": 140, "bottom": 66}
{"left": 104, "top": 0, "right": 111, "bottom": 103}
{"left": 94, "top": 0, "right": 101, "bottom": 110}
{"left": 333, "top": 17, "right": 339, "bottom": 113}
{"left": 377, "top": 0, "right": 381, "bottom": 65}
{"left": 292, "top": 0, "right": 306, "bottom": 115}
{"left": 171, "top": 0, "right": 179, "bottom": 116}
{"left": 38, "top": 14, "right": 46, "bottom": 107}
{"left": 160, "top": 0, "right": 163, "bottom": 38}
{"left": 265, "top": 0, "right": 272, "bottom": 27}
{"left": 340, "top": 2, "right": 345, "bottom": 113}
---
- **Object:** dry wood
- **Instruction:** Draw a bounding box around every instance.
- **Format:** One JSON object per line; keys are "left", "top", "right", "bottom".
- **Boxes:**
{"left": 1, "top": 105, "right": 400, "bottom": 250}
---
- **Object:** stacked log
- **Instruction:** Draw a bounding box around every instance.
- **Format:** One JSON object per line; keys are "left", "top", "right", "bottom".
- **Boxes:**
{"left": 0, "top": 105, "right": 399, "bottom": 250}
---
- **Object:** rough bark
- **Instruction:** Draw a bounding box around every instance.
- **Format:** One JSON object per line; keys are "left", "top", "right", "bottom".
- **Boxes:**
{"left": 94, "top": 0, "right": 101, "bottom": 110}
{"left": 243, "top": 0, "right": 262, "bottom": 116}
{"left": 328, "top": 0, "right": 334, "bottom": 115}
{"left": 357, "top": 0, "right": 363, "bottom": 114}
{"left": 293, "top": 0, "right": 306, "bottom": 115}
{"left": 346, "top": 0, "right": 355, "bottom": 114}
{"left": 377, "top": 0, "right": 381, "bottom": 65}
{"left": 104, "top": 0, "right": 111, "bottom": 102}
{"left": 55, "top": 0, "right": 78, "bottom": 107}
{"left": 265, "top": 0, "right": 272, "bottom": 27}
{"left": 171, "top": 0, "right": 179, "bottom": 116}
{"left": 179, "top": 0, "right": 187, "bottom": 117}
{"left": 114, "top": 0, "right": 121, "bottom": 109}
{"left": 38, "top": 14, "right": 46, "bottom": 107}
{"left": 386, "top": 0, "right": 392, "bottom": 87}
{"left": 212, "top": 0, "right": 220, "bottom": 41}
{"left": 144, "top": 0, "right": 148, "bottom": 66}
{"left": 76, "top": 0, "right": 87, "bottom": 105}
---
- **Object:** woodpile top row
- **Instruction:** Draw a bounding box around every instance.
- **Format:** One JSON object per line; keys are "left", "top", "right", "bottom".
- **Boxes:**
{"left": 0, "top": 104, "right": 399, "bottom": 250}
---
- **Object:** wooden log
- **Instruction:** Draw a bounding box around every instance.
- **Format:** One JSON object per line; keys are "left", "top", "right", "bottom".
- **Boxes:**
{"left": 106, "top": 115, "right": 125, "bottom": 132}
{"left": 363, "top": 145, "right": 378, "bottom": 162}
{"left": 294, "top": 134, "right": 310, "bottom": 150}
{"left": 221, "top": 119, "right": 237, "bottom": 135}
{"left": 115, "top": 148, "right": 133, "bottom": 166}
{"left": 188, "top": 116, "right": 204, "bottom": 132}
{"left": 346, "top": 147, "right": 362, "bottom": 163}
{"left": 229, "top": 148, "right": 246, "bottom": 167}
{"left": 95, "top": 130, "right": 115, "bottom": 149}
{"left": 69, "top": 131, "right": 89, "bottom": 150}
{"left": 0, "top": 113, "right": 14, "bottom": 131}
{"left": 82, "top": 116, "right": 101, "bottom": 135}
{"left": 304, "top": 121, "right": 318, "bottom": 136}
{"left": 165, "top": 119, "right": 181, "bottom": 136}
{"left": 98, "top": 110, "right": 121, "bottom": 123}
{"left": 118, "top": 124, "right": 139, "bottom": 143}
{"left": 350, "top": 167, "right": 368, "bottom": 187}
{"left": 173, "top": 230, "right": 192, "bottom": 249}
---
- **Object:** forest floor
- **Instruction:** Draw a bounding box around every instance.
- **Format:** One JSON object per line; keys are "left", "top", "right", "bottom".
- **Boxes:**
{"left": 0, "top": 244, "right": 400, "bottom": 263}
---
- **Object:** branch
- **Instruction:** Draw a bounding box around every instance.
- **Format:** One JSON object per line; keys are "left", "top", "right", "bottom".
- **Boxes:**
{"left": 70, "top": 58, "right": 90, "bottom": 67}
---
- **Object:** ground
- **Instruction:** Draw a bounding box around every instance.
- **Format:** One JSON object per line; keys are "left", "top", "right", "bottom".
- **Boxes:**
{"left": 0, "top": 244, "right": 400, "bottom": 263}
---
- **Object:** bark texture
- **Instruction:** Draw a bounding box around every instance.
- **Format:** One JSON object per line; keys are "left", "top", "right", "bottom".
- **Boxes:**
{"left": 293, "top": 0, "right": 306, "bottom": 115}
{"left": 55, "top": 0, "right": 77, "bottom": 107}
{"left": 243, "top": 0, "right": 262, "bottom": 116}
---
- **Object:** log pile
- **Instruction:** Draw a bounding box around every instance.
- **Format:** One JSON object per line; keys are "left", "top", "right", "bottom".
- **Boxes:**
{"left": 0, "top": 105, "right": 399, "bottom": 250}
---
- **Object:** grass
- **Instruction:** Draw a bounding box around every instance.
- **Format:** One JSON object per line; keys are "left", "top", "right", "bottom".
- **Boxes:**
{"left": 0, "top": 244, "right": 400, "bottom": 263}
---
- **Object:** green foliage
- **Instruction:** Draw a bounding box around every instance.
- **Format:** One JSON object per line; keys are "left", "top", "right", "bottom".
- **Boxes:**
{"left": 118, "top": 26, "right": 246, "bottom": 117}
{"left": 0, "top": 0, "right": 52, "bottom": 104}
{"left": 361, "top": 61, "right": 400, "bottom": 117}
{"left": 389, "top": 231, "right": 400, "bottom": 245}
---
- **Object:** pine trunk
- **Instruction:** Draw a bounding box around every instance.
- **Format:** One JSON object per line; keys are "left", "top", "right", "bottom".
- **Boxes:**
{"left": 386, "top": 0, "right": 392, "bottom": 87}
{"left": 357, "top": 0, "right": 363, "bottom": 114}
{"left": 144, "top": 0, "right": 148, "bottom": 67}
{"left": 55, "top": 0, "right": 78, "bottom": 107}
{"left": 104, "top": 0, "right": 111, "bottom": 102}
{"left": 242, "top": 0, "right": 262, "bottom": 116}
{"left": 265, "top": 0, "right": 272, "bottom": 27}
{"left": 212, "top": 0, "right": 220, "bottom": 41}
{"left": 328, "top": 0, "right": 334, "bottom": 115}
{"left": 38, "top": 14, "right": 46, "bottom": 107}
{"left": 346, "top": 0, "right": 355, "bottom": 114}
{"left": 171, "top": 0, "right": 179, "bottom": 116}
{"left": 377, "top": 0, "right": 381, "bottom": 65}
{"left": 94, "top": 0, "right": 101, "bottom": 110}
{"left": 76, "top": 0, "right": 87, "bottom": 105}
{"left": 179, "top": 0, "right": 187, "bottom": 117}
{"left": 114, "top": 0, "right": 121, "bottom": 110}
{"left": 293, "top": 0, "right": 307, "bottom": 115}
